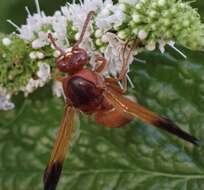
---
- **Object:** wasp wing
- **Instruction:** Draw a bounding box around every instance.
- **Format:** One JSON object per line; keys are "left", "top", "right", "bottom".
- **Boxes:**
{"left": 44, "top": 105, "right": 75, "bottom": 190}
{"left": 104, "top": 88, "right": 199, "bottom": 146}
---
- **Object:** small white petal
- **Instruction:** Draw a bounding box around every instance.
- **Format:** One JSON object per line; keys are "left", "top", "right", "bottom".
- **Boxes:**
{"left": 0, "top": 87, "right": 15, "bottom": 111}
{"left": 132, "top": 14, "right": 140, "bottom": 23}
{"left": 36, "top": 51, "right": 45, "bottom": 59}
{"left": 159, "top": 40, "right": 166, "bottom": 53}
{"left": 0, "top": 96, "right": 15, "bottom": 110}
{"left": 75, "top": 32, "right": 80, "bottom": 40}
{"left": 158, "top": 0, "right": 166, "bottom": 6}
{"left": 2, "top": 38, "right": 12, "bottom": 46}
{"left": 37, "top": 62, "right": 51, "bottom": 81}
{"left": 29, "top": 52, "right": 37, "bottom": 60}
{"left": 32, "top": 39, "right": 47, "bottom": 49}
{"left": 138, "top": 30, "right": 148, "bottom": 40}
{"left": 53, "top": 50, "right": 61, "bottom": 57}
{"left": 95, "top": 29, "right": 103, "bottom": 38}
{"left": 101, "top": 34, "right": 109, "bottom": 43}
{"left": 146, "top": 41, "right": 156, "bottom": 51}
{"left": 52, "top": 81, "right": 64, "bottom": 97}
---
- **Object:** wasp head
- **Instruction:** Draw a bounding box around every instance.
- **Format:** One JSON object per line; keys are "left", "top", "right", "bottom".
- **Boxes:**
{"left": 56, "top": 47, "right": 88, "bottom": 74}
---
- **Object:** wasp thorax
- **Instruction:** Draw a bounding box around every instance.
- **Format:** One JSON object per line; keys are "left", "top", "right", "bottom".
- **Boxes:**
{"left": 56, "top": 48, "right": 88, "bottom": 74}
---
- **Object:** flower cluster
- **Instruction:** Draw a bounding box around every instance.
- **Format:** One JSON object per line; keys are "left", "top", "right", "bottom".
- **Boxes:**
{"left": 0, "top": 0, "right": 204, "bottom": 110}
{"left": 118, "top": 0, "right": 204, "bottom": 51}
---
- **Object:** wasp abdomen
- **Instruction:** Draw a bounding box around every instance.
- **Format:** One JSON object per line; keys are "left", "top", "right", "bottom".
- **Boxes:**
{"left": 66, "top": 76, "right": 104, "bottom": 112}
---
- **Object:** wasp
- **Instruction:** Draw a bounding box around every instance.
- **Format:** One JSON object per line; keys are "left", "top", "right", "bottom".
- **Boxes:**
{"left": 43, "top": 11, "right": 199, "bottom": 190}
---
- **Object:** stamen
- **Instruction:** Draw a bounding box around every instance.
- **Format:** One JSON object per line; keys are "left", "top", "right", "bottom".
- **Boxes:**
{"left": 126, "top": 74, "right": 135, "bottom": 88}
{"left": 66, "top": 2, "right": 70, "bottom": 6}
{"left": 118, "top": 81, "right": 123, "bottom": 89}
{"left": 7, "top": 20, "right": 20, "bottom": 31}
{"left": 25, "top": 6, "right": 31, "bottom": 16}
{"left": 79, "top": 0, "right": 83, "bottom": 5}
{"left": 35, "top": 0, "right": 41, "bottom": 15}
{"left": 168, "top": 41, "right": 187, "bottom": 59}
{"left": 134, "top": 57, "right": 146, "bottom": 63}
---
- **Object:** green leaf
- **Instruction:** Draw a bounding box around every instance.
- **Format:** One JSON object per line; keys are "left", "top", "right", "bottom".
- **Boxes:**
{"left": 1, "top": 48, "right": 204, "bottom": 190}
{"left": 1, "top": 1, "right": 204, "bottom": 190}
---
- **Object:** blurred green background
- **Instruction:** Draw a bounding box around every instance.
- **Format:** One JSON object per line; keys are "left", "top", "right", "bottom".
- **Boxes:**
{"left": 1, "top": 1, "right": 204, "bottom": 190}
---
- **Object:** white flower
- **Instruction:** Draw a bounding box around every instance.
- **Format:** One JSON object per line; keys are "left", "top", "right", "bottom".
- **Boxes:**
{"left": 24, "top": 78, "right": 45, "bottom": 96}
{"left": 0, "top": 96, "right": 15, "bottom": 111}
{"left": 95, "top": 29, "right": 103, "bottom": 38}
{"left": 17, "top": 4, "right": 68, "bottom": 49}
{"left": 101, "top": 34, "right": 109, "bottom": 43}
{"left": 2, "top": 38, "right": 12, "bottom": 46}
{"left": 158, "top": 0, "right": 166, "bottom": 6}
{"left": 61, "top": 0, "right": 124, "bottom": 51}
{"left": 32, "top": 30, "right": 50, "bottom": 49}
{"left": 52, "top": 81, "right": 64, "bottom": 97}
{"left": 102, "top": 33, "right": 134, "bottom": 76}
{"left": 132, "top": 14, "right": 140, "bottom": 23}
{"left": 29, "top": 52, "right": 37, "bottom": 60}
{"left": 159, "top": 39, "right": 166, "bottom": 53}
{"left": 37, "top": 62, "right": 51, "bottom": 82}
{"left": 23, "top": 62, "right": 50, "bottom": 96}
{"left": 0, "top": 87, "right": 14, "bottom": 110}
{"left": 24, "top": 78, "right": 36, "bottom": 94}
{"left": 18, "top": 6, "right": 67, "bottom": 49}
{"left": 52, "top": 11, "right": 67, "bottom": 48}
{"left": 96, "top": 2, "right": 124, "bottom": 30}
{"left": 62, "top": 0, "right": 101, "bottom": 30}
{"left": 53, "top": 50, "right": 61, "bottom": 57}
{"left": 19, "top": 12, "right": 51, "bottom": 42}
{"left": 61, "top": 0, "right": 102, "bottom": 49}
{"left": 29, "top": 51, "right": 44, "bottom": 60}
{"left": 146, "top": 41, "right": 156, "bottom": 51}
{"left": 138, "top": 30, "right": 148, "bottom": 40}
{"left": 36, "top": 51, "right": 45, "bottom": 59}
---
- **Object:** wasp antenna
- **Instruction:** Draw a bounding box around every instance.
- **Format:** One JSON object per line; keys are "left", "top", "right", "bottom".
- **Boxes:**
{"left": 48, "top": 33, "right": 65, "bottom": 55}
{"left": 73, "top": 11, "right": 96, "bottom": 48}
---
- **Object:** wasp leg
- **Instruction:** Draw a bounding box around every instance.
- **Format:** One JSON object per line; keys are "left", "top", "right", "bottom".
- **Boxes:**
{"left": 94, "top": 54, "right": 107, "bottom": 73}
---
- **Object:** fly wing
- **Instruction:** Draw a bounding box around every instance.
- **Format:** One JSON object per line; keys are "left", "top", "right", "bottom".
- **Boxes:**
{"left": 104, "top": 88, "right": 199, "bottom": 146}
{"left": 44, "top": 105, "right": 76, "bottom": 190}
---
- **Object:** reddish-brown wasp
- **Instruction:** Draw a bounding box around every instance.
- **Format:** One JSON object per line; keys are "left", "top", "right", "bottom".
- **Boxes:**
{"left": 44, "top": 11, "right": 199, "bottom": 190}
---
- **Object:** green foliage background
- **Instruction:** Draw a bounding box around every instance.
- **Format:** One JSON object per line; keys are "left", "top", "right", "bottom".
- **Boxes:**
{"left": 0, "top": 1, "right": 204, "bottom": 190}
